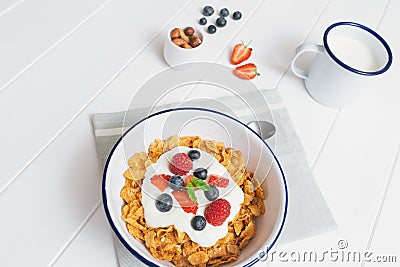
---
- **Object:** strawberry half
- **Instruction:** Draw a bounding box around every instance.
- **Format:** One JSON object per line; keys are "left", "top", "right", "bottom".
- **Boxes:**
{"left": 150, "top": 174, "right": 170, "bottom": 192}
{"left": 233, "top": 63, "right": 260, "bottom": 80}
{"left": 209, "top": 174, "right": 229, "bottom": 188}
{"left": 172, "top": 190, "right": 198, "bottom": 215}
{"left": 231, "top": 41, "right": 252, "bottom": 65}
{"left": 184, "top": 174, "right": 194, "bottom": 187}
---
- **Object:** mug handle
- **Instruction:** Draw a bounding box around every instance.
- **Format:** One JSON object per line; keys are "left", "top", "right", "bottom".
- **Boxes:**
{"left": 291, "top": 44, "right": 324, "bottom": 79}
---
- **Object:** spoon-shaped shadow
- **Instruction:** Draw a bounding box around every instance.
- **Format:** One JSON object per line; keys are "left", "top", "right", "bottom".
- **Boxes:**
{"left": 247, "top": 121, "right": 276, "bottom": 140}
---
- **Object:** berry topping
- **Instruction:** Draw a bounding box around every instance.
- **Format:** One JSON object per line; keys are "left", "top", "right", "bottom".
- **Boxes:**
{"left": 150, "top": 174, "right": 171, "bottom": 192}
{"left": 204, "top": 199, "right": 231, "bottom": 226}
{"left": 184, "top": 174, "right": 195, "bottom": 187}
{"left": 232, "top": 11, "right": 242, "bottom": 20}
{"left": 207, "top": 25, "right": 217, "bottom": 34}
{"left": 220, "top": 8, "right": 229, "bottom": 17}
{"left": 169, "top": 153, "right": 193, "bottom": 175}
{"left": 204, "top": 185, "right": 219, "bottom": 201}
{"left": 199, "top": 17, "right": 207, "bottom": 25}
{"left": 216, "top": 17, "right": 227, "bottom": 27}
{"left": 161, "top": 174, "right": 171, "bottom": 180}
{"left": 155, "top": 193, "right": 173, "bottom": 212}
{"left": 168, "top": 175, "right": 184, "bottom": 190}
{"left": 231, "top": 41, "right": 252, "bottom": 65}
{"left": 209, "top": 174, "right": 229, "bottom": 188}
{"left": 188, "top": 150, "right": 201, "bottom": 161}
{"left": 193, "top": 167, "right": 208, "bottom": 180}
{"left": 191, "top": 215, "right": 207, "bottom": 231}
{"left": 203, "top": 5, "right": 214, "bottom": 16}
{"left": 172, "top": 190, "right": 198, "bottom": 215}
{"left": 233, "top": 63, "right": 260, "bottom": 80}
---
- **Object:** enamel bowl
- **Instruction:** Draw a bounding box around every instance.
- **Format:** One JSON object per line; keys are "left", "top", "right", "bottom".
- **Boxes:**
{"left": 102, "top": 108, "right": 288, "bottom": 267}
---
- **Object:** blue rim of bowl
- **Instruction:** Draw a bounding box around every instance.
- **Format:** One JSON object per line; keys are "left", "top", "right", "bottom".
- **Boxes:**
{"left": 102, "top": 107, "right": 289, "bottom": 267}
{"left": 323, "top": 21, "right": 392, "bottom": 76}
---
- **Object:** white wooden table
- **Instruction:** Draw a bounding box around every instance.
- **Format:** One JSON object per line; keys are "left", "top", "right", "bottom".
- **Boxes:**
{"left": 1, "top": 0, "right": 399, "bottom": 266}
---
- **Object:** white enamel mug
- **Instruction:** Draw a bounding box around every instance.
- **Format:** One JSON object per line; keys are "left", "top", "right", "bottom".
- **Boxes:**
{"left": 291, "top": 22, "right": 392, "bottom": 108}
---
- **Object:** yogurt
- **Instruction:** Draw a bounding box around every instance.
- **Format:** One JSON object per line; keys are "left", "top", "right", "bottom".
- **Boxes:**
{"left": 141, "top": 146, "right": 244, "bottom": 247}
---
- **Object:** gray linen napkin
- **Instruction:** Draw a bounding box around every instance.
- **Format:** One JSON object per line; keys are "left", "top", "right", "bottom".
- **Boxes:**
{"left": 92, "top": 89, "right": 336, "bottom": 267}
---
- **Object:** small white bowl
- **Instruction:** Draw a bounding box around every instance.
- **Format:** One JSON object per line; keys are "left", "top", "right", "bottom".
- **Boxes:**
{"left": 163, "top": 26, "right": 205, "bottom": 66}
{"left": 102, "top": 108, "right": 288, "bottom": 267}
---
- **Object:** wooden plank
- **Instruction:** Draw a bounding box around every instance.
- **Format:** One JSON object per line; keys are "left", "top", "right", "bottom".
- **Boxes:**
{"left": 278, "top": 0, "right": 390, "bottom": 165}
{"left": 0, "top": 0, "right": 266, "bottom": 265}
{"left": 0, "top": 0, "right": 23, "bottom": 17}
{"left": 0, "top": 0, "right": 110, "bottom": 91}
{"left": 274, "top": 0, "right": 400, "bottom": 265}
{"left": 0, "top": 0, "right": 189, "bottom": 193}
{"left": 215, "top": 0, "right": 331, "bottom": 90}
{"left": 51, "top": 0, "right": 331, "bottom": 266}
{"left": 0, "top": 0, "right": 190, "bottom": 265}
{"left": 269, "top": 1, "right": 397, "bottom": 266}
{"left": 364, "top": 147, "right": 400, "bottom": 266}
{"left": 52, "top": 205, "right": 118, "bottom": 267}
{"left": 362, "top": 0, "right": 400, "bottom": 264}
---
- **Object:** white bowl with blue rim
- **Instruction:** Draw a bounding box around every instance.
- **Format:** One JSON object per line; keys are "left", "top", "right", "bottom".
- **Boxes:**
{"left": 102, "top": 108, "right": 288, "bottom": 267}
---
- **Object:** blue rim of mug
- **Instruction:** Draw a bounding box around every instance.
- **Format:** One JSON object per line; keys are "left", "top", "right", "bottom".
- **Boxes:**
{"left": 323, "top": 21, "right": 393, "bottom": 76}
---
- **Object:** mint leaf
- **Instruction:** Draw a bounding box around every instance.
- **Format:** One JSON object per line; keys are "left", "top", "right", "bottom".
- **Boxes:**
{"left": 186, "top": 183, "right": 197, "bottom": 202}
{"left": 191, "top": 177, "right": 211, "bottom": 191}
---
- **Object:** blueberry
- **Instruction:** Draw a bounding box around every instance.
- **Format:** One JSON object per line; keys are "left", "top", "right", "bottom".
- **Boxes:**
{"left": 188, "top": 150, "right": 201, "bottom": 161}
{"left": 156, "top": 193, "right": 173, "bottom": 212}
{"left": 199, "top": 17, "right": 207, "bottom": 25}
{"left": 169, "top": 175, "right": 184, "bottom": 190}
{"left": 207, "top": 25, "right": 216, "bottom": 34}
{"left": 203, "top": 5, "right": 214, "bottom": 16}
{"left": 216, "top": 17, "right": 227, "bottom": 27}
{"left": 232, "top": 11, "right": 242, "bottom": 20}
{"left": 204, "top": 185, "right": 219, "bottom": 201}
{"left": 220, "top": 8, "right": 229, "bottom": 17}
{"left": 191, "top": 215, "right": 207, "bottom": 230}
{"left": 193, "top": 167, "right": 208, "bottom": 180}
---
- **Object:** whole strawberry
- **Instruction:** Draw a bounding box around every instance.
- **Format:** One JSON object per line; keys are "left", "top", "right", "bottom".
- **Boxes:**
{"left": 204, "top": 199, "right": 231, "bottom": 226}
{"left": 169, "top": 153, "right": 193, "bottom": 175}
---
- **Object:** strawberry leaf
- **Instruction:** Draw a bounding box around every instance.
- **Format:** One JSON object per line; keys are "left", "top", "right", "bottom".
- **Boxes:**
{"left": 191, "top": 177, "right": 211, "bottom": 191}
{"left": 186, "top": 183, "right": 197, "bottom": 202}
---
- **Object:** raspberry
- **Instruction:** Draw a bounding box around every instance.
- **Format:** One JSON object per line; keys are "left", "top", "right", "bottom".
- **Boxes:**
{"left": 169, "top": 153, "right": 193, "bottom": 175}
{"left": 208, "top": 175, "right": 229, "bottom": 188}
{"left": 204, "top": 199, "right": 231, "bottom": 226}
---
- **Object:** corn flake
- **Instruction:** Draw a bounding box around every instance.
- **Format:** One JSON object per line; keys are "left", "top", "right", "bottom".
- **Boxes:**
{"left": 120, "top": 136, "right": 266, "bottom": 266}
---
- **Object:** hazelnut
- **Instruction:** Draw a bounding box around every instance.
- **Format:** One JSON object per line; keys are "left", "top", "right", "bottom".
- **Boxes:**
{"left": 182, "top": 44, "right": 193, "bottom": 49}
{"left": 189, "top": 36, "right": 202, "bottom": 48}
{"left": 170, "top": 28, "right": 181, "bottom": 39}
{"left": 178, "top": 28, "right": 190, "bottom": 43}
{"left": 184, "top": 27, "right": 195, "bottom": 36}
{"left": 172, "top": 38, "right": 187, "bottom": 47}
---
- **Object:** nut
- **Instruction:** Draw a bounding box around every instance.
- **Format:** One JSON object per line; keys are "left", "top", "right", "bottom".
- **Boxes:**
{"left": 189, "top": 36, "right": 202, "bottom": 48}
{"left": 170, "top": 28, "right": 181, "bottom": 39}
{"left": 184, "top": 27, "right": 195, "bottom": 36}
{"left": 172, "top": 38, "right": 187, "bottom": 47}
{"left": 182, "top": 44, "right": 193, "bottom": 49}
{"left": 179, "top": 28, "right": 190, "bottom": 43}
